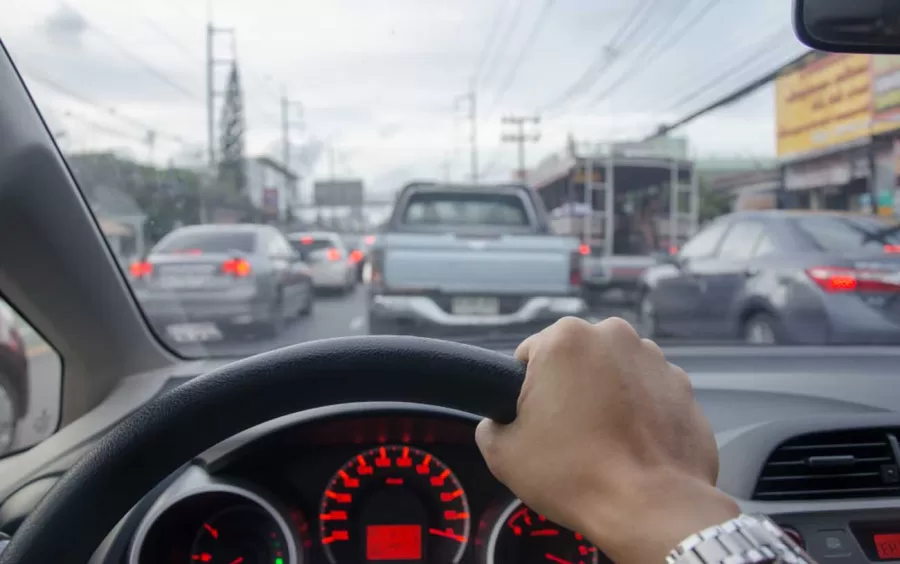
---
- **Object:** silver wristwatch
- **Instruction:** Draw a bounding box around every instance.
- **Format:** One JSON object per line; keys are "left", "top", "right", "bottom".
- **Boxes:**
{"left": 666, "top": 514, "right": 814, "bottom": 564}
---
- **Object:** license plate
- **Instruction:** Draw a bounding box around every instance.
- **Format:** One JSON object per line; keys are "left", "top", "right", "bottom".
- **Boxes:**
{"left": 159, "top": 275, "right": 210, "bottom": 289}
{"left": 451, "top": 297, "right": 500, "bottom": 316}
{"left": 166, "top": 322, "right": 223, "bottom": 343}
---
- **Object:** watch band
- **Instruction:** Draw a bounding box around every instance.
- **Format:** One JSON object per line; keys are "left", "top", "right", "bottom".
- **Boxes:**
{"left": 665, "top": 514, "right": 814, "bottom": 564}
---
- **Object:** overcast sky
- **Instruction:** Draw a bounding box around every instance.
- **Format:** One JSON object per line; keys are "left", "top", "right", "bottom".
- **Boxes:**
{"left": 1, "top": 0, "right": 808, "bottom": 197}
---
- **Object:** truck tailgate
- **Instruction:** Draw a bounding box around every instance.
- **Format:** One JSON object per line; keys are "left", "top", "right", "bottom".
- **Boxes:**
{"left": 382, "top": 233, "right": 576, "bottom": 294}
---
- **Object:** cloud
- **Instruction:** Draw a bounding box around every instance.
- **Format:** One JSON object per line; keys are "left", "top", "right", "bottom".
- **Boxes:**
{"left": 0, "top": 0, "right": 807, "bottom": 197}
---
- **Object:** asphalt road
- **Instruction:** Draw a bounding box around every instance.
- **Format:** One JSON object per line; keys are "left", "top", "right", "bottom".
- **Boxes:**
{"left": 10, "top": 286, "right": 637, "bottom": 451}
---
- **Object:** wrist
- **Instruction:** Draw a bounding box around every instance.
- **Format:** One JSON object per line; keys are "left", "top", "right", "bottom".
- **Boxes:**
{"left": 574, "top": 470, "right": 740, "bottom": 563}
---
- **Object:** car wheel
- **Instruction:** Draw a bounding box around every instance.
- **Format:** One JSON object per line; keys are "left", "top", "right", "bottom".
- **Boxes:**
{"left": 0, "top": 370, "right": 19, "bottom": 455}
{"left": 299, "top": 284, "right": 314, "bottom": 317}
{"left": 743, "top": 313, "right": 780, "bottom": 345}
{"left": 637, "top": 292, "right": 657, "bottom": 339}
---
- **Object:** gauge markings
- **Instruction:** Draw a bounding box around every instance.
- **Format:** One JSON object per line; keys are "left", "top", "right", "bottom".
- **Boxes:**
{"left": 319, "top": 445, "right": 471, "bottom": 564}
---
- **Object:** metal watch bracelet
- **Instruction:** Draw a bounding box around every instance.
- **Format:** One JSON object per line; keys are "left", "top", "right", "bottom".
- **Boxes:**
{"left": 665, "top": 514, "right": 815, "bottom": 564}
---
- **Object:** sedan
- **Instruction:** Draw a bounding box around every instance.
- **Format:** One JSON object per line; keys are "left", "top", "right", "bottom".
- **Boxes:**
{"left": 637, "top": 210, "right": 900, "bottom": 345}
{"left": 130, "top": 224, "right": 314, "bottom": 344}
{"left": 289, "top": 231, "right": 358, "bottom": 293}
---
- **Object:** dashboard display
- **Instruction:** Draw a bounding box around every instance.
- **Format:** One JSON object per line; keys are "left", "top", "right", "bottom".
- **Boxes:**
{"left": 319, "top": 445, "right": 470, "bottom": 564}
{"left": 190, "top": 505, "right": 290, "bottom": 564}
{"left": 875, "top": 533, "right": 900, "bottom": 560}
{"left": 485, "top": 500, "right": 607, "bottom": 564}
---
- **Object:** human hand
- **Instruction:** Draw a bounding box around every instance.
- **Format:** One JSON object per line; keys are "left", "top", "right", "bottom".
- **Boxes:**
{"left": 476, "top": 317, "right": 739, "bottom": 563}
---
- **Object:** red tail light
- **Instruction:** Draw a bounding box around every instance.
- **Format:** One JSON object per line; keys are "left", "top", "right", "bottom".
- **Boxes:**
{"left": 806, "top": 266, "right": 900, "bottom": 293}
{"left": 885, "top": 244, "right": 900, "bottom": 254}
{"left": 578, "top": 243, "right": 590, "bottom": 256}
{"left": 222, "top": 258, "right": 251, "bottom": 277}
{"left": 349, "top": 249, "right": 364, "bottom": 264}
{"left": 129, "top": 261, "right": 153, "bottom": 278}
{"left": 364, "top": 235, "right": 376, "bottom": 246}
{"left": 300, "top": 236, "right": 313, "bottom": 244}
{"left": 326, "top": 248, "right": 343, "bottom": 261}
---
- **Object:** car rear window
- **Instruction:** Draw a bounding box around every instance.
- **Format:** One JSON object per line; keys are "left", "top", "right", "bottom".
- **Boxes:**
{"left": 290, "top": 238, "right": 336, "bottom": 255}
{"left": 402, "top": 192, "right": 529, "bottom": 226}
{"left": 154, "top": 231, "right": 256, "bottom": 254}
{"left": 794, "top": 216, "right": 900, "bottom": 252}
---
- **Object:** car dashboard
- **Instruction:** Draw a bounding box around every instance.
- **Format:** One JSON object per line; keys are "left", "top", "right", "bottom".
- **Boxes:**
{"left": 5, "top": 348, "right": 900, "bottom": 563}
{"left": 125, "top": 410, "right": 607, "bottom": 564}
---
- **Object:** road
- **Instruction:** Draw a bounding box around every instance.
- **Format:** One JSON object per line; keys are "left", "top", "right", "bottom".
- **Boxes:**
{"left": 11, "top": 287, "right": 636, "bottom": 450}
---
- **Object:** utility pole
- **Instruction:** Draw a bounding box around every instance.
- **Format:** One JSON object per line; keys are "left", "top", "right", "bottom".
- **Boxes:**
{"left": 500, "top": 115, "right": 541, "bottom": 183}
{"left": 454, "top": 82, "right": 478, "bottom": 184}
{"left": 281, "top": 90, "right": 304, "bottom": 213}
{"left": 204, "top": 22, "right": 235, "bottom": 223}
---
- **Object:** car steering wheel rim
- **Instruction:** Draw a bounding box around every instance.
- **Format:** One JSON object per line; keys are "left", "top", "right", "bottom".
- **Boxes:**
{"left": 0, "top": 336, "right": 525, "bottom": 564}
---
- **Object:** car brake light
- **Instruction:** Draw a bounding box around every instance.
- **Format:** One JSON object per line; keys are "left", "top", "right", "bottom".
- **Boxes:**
{"left": 365, "top": 235, "right": 376, "bottom": 246}
{"left": 222, "top": 258, "right": 251, "bottom": 277}
{"left": 129, "top": 261, "right": 153, "bottom": 278}
{"left": 349, "top": 249, "right": 364, "bottom": 263}
{"left": 806, "top": 266, "right": 900, "bottom": 293}
{"left": 300, "top": 236, "right": 313, "bottom": 244}
{"left": 885, "top": 244, "right": 900, "bottom": 254}
{"left": 327, "top": 248, "right": 342, "bottom": 261}
{"left": 578, "top": 243, "right": 590, "bottom": 256}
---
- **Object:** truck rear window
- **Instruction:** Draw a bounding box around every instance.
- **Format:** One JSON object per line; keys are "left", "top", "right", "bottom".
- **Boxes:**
{"left": 402, "top": 193, "right": 529, "bottom": 226}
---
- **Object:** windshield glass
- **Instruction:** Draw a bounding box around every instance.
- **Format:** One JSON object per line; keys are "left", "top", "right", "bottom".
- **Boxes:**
{"left": 6, "top": 0, "right": 900, "bottom": 366}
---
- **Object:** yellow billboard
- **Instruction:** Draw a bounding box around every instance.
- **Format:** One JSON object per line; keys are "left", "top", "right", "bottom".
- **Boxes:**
{"left": 776, "top": 53, "right": 873, "bottom": 158}
{"left": 871, "top": 55, "right": 900, "bottom": 136}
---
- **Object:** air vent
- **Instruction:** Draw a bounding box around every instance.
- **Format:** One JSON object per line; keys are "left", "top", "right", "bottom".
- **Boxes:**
{"left": 753, "top": 429, "right": 900, "bottom": 501}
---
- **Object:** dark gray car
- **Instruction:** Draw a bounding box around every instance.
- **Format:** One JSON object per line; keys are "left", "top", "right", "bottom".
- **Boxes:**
{"left": 131, "top": 224, "right": 314, "bottom": 344}
{"left": 637, "top": 211, "right": 900, "bottom": 345}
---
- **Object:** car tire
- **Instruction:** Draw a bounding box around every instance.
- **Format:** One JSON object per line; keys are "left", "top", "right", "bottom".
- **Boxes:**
{"left": 299, "top": 285, "right": 314, "bottom": 317}
{"left": 743, "top": 312, "right": 783, "bottom": 345}
{"left": 0, "top": 370, "right": 19, "bottom": 456}
{"left": 637, "top": 291, "right": 657, "bottom": 339}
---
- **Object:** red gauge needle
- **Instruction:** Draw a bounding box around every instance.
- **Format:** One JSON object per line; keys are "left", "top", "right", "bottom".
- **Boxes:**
{"left": 428, "top": 528, "right": 467, "bottom": 543}
{"left": 228, "top": 559, "right": 244, "bottom": 564}
{"left": 545, "top": 554, "right": 573, "bottom": 564}
{"left": 530, "top": 529, "right": 560, "bottom": 536}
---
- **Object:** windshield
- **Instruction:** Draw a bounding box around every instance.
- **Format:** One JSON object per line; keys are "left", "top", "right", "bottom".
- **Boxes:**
{"left": 6, "top": 0, "right": 900, "bottom": 370}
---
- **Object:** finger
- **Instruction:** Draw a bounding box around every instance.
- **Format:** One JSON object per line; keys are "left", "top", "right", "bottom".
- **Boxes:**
{"left": 514, "top": 332, "right": 539, "bottom": 363}
{"left": 475, "top": 418, "right": 513, "bottom": 481}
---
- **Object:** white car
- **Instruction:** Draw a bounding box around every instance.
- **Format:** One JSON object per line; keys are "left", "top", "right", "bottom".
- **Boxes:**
{"left": 288, "top": 231, "right": 358, "bottom": 293}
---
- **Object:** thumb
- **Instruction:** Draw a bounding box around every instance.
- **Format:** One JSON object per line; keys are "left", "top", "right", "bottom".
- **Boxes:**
{"left": 476, "top": 418, "right": 514, "bottom": 482}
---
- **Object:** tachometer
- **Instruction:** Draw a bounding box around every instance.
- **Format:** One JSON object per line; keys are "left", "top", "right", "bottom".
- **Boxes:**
{"left": 485, "top": 500, "right": 608, "bottom": 564}
{"left": 190, "top": 505, "right": 289, "bottom": 564}
{"left": 319, "top": 445, "right": 470, "bottom": 564}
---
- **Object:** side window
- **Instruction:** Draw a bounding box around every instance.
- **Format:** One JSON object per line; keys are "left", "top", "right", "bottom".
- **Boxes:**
{"left": 679, "top": 221, "right": 729, "bottom": 259}
{"left": 267, "top": 233, "right": 293, "bottom": 256}
{"left": 716, "top": 222, "right": 765, "bottom": 261}
{"left": 752, "top": 234, "right": 776, "bottom": 258}
{"left": 0, "top": 298, "right": 61, "bottom": 457}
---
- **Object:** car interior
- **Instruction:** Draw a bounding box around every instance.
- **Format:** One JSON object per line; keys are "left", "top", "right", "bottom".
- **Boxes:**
{"left": 5, "top": 1, "right": 900, "bottom": 564}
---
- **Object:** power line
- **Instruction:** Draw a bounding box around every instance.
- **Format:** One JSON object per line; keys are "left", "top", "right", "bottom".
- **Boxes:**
{"left": 588, "top": 0, "right": 723, "bottom": 109}
{"left": 486, "top": 0, "right": 557, "bottom": 115}
{"left": 60, "top": 111, "right": 147, "bottom": 143}
{"left": 58, "top": 0, "right": 202, "bottom": 102}
{"left": 662, "top": 28, "right": 796, "bottom": 114}
{"left": 22, "top": 69, "right": 190, "bottom": 145}
{"left": 537, "top": 0, "right": 659, "bottom": 114}
{"left": 472, "top": 0, "right": 515, "bottom": 84}
{"left": 477, "top": 0, "right": 530, "bottom": 89}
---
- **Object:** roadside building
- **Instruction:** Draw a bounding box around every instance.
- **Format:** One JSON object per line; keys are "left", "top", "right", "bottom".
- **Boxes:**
{"left": 244, "top": 156, "right": 299, "bottom": 222}
{"left": 775, "top": 52, "right": 900, "bottom": 217}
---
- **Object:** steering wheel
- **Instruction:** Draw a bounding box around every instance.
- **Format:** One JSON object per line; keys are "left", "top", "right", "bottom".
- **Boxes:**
{"left": 0, "top": 336, "right": 525, "bottom": 564}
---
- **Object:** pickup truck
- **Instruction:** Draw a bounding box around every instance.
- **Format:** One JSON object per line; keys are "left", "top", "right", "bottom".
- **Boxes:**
{"left": 366, "top": 182, "right": 588, "bottom": 340}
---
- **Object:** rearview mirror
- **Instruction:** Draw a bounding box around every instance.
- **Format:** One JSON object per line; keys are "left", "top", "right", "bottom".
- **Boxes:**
{"left": 794, "top": 0, "right": 900, "bottom": 54}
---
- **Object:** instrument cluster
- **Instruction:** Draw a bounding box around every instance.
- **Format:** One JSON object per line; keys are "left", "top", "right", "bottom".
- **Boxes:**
{"left": 129, "top": 415, "right": 612, "bottom": 564}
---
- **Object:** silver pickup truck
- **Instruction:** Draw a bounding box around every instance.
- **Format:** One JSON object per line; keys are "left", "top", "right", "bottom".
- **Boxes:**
{"left": 366, "top": 183, "right": 588, "bottom": 340}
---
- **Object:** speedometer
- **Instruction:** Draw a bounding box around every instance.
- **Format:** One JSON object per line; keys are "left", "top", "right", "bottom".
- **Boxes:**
{"left": 319, "top": 446, "right": 470, "bottom": 564}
